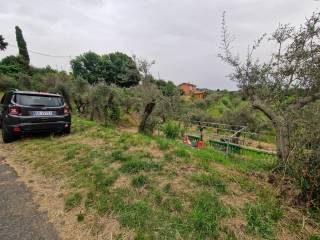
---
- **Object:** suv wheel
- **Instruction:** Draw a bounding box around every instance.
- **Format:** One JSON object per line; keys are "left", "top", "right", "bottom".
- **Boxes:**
{"left": 2, "top": 123, "right": 16, "bottom": 143}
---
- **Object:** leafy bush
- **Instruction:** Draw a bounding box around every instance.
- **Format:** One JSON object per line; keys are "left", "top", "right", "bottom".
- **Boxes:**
{"left": 0, "top": 74, "right": 19, "bottom": 91}
{"left": 291, "top": 104, "right": 320, "bottom": 209}
{"left": 163, "top": 121, "right": 180, "bottom": 139}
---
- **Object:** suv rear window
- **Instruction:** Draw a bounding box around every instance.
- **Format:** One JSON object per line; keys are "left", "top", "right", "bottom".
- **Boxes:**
{"left": 15, "top": 94, "right": 64, "bottom": 107}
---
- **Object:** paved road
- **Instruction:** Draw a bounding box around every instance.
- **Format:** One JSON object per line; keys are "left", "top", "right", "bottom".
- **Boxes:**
{"left": 0, "top": 156, "right": 59, "bottom": 240}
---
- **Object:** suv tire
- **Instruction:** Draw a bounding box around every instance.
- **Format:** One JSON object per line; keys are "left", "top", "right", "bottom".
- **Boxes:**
{"left": 64, "top": 126, "right": 71, "bottom": 135}
{"left": 2, "top": 123, "right": 15, "bottom": 143}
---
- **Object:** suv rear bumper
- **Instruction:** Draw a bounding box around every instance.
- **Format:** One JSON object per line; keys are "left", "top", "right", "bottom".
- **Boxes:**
{"left": 6, "top": 121, "right": 71, "bottom": 134}
{"left": 4, "top": 115, "right": 71, "bottom": 134}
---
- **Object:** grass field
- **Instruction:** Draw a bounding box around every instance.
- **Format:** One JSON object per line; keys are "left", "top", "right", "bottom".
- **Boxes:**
{"left": 6, "top": 116, "right": 320, "bottom": 239}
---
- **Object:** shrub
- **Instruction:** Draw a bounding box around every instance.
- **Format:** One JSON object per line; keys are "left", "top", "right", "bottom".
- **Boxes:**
{"left": 0, "top": 74, "right": 19, "bottom": 91}
{"left": 163, "top": 121, "right": 180, "bottom": 139}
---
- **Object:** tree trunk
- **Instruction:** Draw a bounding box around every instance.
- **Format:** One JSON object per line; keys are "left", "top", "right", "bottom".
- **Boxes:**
{"left": 252, "top": 97, "right": 290, "bottom": 164}
{"left": 275, "top": 122, "right": 290, "bottom": 164}
{"left": 139, "top": 99, "right": 156, "bottom": 134}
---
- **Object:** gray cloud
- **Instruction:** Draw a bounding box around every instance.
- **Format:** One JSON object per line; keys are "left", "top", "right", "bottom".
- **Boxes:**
{"left": 0, "top": 0, "right": 319, "bottom": 89}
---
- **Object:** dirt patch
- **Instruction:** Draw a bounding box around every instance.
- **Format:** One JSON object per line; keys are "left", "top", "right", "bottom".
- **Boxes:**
{"left": 112, "top": 175, "right": 131, "bottom": 189}
{"left": 170, "top": 175, "right": 197, "bottom": 194}
{"left": 119, "top": 127, "right": 137, "bottom": 134}
{"left": 64, "top": 135, "right": 106, "bottom": 148}
{"left": 221, "top": 217, "right": 250, "bottom": 240}
{"left": 127, "top": 145, "right": 164, "bottom": 161}
{"left": 179, "top": 164, "right": 201, "bottom": 173}
{"left": 110, "top": 161, "right": 122, "bottom": 170}
{"left": 245, "top": 139, "right": 276, "bottom": 152}
{"left": 149, "top": 144, "right": 164, "bottom": 159}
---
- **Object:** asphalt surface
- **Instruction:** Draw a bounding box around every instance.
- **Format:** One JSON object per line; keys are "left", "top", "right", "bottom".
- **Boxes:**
{"left": 0, "top": 156, "right": 59, "bottom": 240}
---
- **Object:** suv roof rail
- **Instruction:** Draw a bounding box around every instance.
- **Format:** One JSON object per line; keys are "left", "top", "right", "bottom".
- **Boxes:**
{"left": 7, "top": 88, "right": 19, "bottom": 92}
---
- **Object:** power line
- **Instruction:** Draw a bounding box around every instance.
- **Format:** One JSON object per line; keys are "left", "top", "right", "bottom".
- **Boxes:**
{"left": 8, "top": 43, "right": 71, "bottom": 59}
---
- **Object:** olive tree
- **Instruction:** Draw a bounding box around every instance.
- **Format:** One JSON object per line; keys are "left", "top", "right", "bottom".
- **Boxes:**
{"left": 219, "top": 12, "right": 320, "bottom": 165}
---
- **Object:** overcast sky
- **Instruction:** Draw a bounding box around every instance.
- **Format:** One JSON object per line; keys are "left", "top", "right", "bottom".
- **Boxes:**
{"left": 0, "top": 0, "right": 319, "bottom": 89}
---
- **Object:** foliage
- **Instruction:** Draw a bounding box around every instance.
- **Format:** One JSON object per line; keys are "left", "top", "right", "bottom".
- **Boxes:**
{"left": 151, "top": 79, "right": 181, "bottom": 97}
{"left": 15, "top": 26, "right": 30, "bottom": 64}
{"left": 71, "top": 51, "right": 140, "bottom": 87}
{"left": 0, "top": 35, "right": 8, "bottom": 51}
{"left": 0, "top": 74, "right": 20, "bottom": 91}
{"left": 55, "top": 84, "right": 72, "bottom": 109}
{"left": 107, "top": 52, "right": 140, "bottom": 87}
{"left": 219, "top": 12, "right": 320, "bottom": 163}
{"left": 291, "top": 103, "right": 320, "bottom": 209}
{"left": 71, "top": 77, "right": 90, "bottom": 113}
{"left": 0, "top": 55, "right": 29, "bottom": 76}
{"left": 70, "top": 51, "right": 104, "bottom": 85}
{"left": 163, "top": 120, "right": 180, "bottom": 139}
{"left": 219, "top": 12, "right": 320, "bottom": 208}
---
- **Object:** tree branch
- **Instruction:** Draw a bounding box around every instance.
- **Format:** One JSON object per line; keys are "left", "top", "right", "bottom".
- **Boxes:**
{"left": 252, "top": 96, "right": 280, "bottom": 126}
{"left": 289, "top": 92, "right": 320, "bottom": 110}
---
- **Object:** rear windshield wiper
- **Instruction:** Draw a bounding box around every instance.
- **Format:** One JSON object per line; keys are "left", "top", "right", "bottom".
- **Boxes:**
{"left": 29, "top": 104, "right": 46, "bottom": 107}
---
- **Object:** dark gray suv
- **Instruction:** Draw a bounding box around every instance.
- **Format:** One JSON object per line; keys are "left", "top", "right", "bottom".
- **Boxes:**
{"left": 0, "top": 90, "right": 71, "bottom": 143}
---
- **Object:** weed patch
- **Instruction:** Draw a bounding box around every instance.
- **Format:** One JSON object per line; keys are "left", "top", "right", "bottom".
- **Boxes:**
{"left": 131, "top": 175, "right": 150, "bottom": 188}
{"left": 120, "top": 160, "right": 162, "bottom": 174}
{"left": 188, "top": 191, "right": 228, "bottom": 239}
{"left": 245, "top": 198, "right": 282, "bottom": 238}
{"left": 119, "top": 201, "right": 150, "bottom": 228}
{"left": 162, "top": 197, "right": 183, "bottom": 212}
{"left": 111, "top": 150, "right": 132, "bottom": 162}
{"left": 175, "top": 147, "right": 190, "bottom": 159}
{"left": 65, "top": 192, "right": 82, "bottom": 211}
{"left": 156, "top": 137, "right": 171, "bottom": 150}
{"left": 191, "top": 173, "right": 227, "bottom": 193}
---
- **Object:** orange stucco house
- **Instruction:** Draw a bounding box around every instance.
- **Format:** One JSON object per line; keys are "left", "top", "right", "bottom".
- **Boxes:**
{"left": 178, "top": 83, "right": 205, "bottom": 100}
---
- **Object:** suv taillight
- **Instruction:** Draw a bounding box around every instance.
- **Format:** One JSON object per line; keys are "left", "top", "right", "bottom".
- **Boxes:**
{"left": 64, "top": 106, "right": 70, "bottom": 115}
{"left": 9, "top": 105, "right": 21, "bottom": 115}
